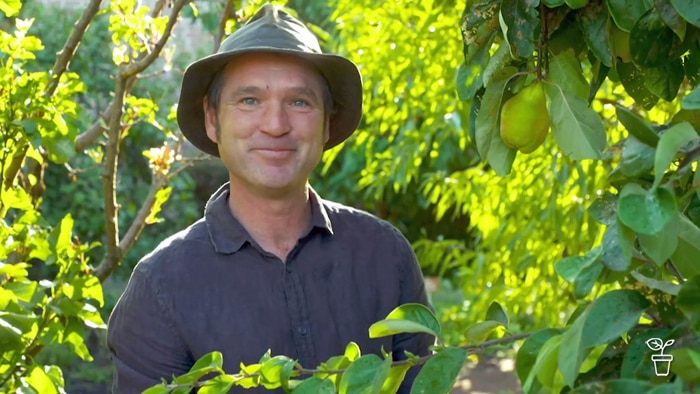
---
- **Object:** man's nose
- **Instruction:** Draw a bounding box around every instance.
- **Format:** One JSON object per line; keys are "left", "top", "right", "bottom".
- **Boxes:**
{"left": 260, "top": 102, "right": 291, "bottom": 136}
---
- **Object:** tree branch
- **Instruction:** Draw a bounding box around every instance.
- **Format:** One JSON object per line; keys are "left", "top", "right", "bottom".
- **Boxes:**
{"left": 214, "top": 0, "right": 236, "bottom": 53}
{"left": 47, "top": 0, "right": 103, "bottom": 97}
{"left": 121, "top": 0, "right": 191, "bottom": 79}
{"left": 75, "top": 75, "right": 140, "bottom": 152}
{"left": 94, "top": 79, "right": 127, "bottom": 281}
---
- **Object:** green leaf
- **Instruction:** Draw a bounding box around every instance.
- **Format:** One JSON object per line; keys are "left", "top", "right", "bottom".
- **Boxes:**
{"left": 630, "top": 8, "right": 678, "bottom": 68}
{"left": 620, "top": 327, "right": 672, "bottom": 378}
{"left": 410, "top": 348, "right": 467, "bottom": 394}
{"left": 545, "top": 84, "right": 608, "bottom": 160}
{"left": 339, "top": 354, "right": 391, "bottom": 394}
{"left": 670, "top": 215, "right": 700, "bottom": 278}
{"left": 482, "top": 44, "right": 511, "bottom": 88}
{"left": 576, "top": 1, "right": 613, "bottom": 67}
{"left": 616, "top": 105, "right": 660, "bottom": 147}
{"left": 345, "top": 342, "right": 361, "bottom": 361}
{"left": 531, "top": 335, "right": 563, "bottom": 390}
{"left": 260, "top": 356, "right": 297, "bottom": 390}
{"left": 682, "top": 86, "right": 700, "bottom": 109}
{"left": 601, "top": 221, "right": 632, "bottom": 271}
{"left": 369, "top": 303, "right": 441, "bottom": 340}
{"left": 684, "top": 48, "right": 700, "bottom": 87}
{"left": 606, "top": 0, "right": 651, "bottom": 31}
{"left": 475, "top": 67, "right": 517, "bottom": 157}
{"left": 555, "top": 247, "right": 601, "bottom": 282}
{"left": 174, "top": 351, "right": 224, "bottom": 384}
{"left": 456, "top": 64, "right": 483, "bottom": 101}
{"left": 475, "top": 67, "right": 518, "bottom": 175}
{"left": 617, "top": 183, "right": 677, "bottom": 235}
{"left": 630, "top": 271, "right": 681, "bottom": 295}
{"left": 0, "top": 0, "right": 21, "bottom": 17}
{"left": 566, "top": 0, "right": 589, "bottom": 8}
{"left": 544, "top": 0, "right": 565, "bottom": 6}
{"left": 485, "top": 301, "right": 509, "bottom": 327}
{"left": 516, "top": 328, "right": 564, "bottom": 385}
{"left": 293, "top": 377, "right": 335, "bottom": 394}
{"left": 548, "top": 50, "right": 589, "bottom": 98}
{"left": 670, "top": 0, "right": 700, "bottom": 27}
{"left": 621, "top": 136, "right": 656, "bottom": 177}
{"left": 499, "top": 0, "right": 539, "bottom": 60}
{"left": 643, "top": 60, "right": 684, "bottom": 101}
{"left": 463, "top": 320, "right": 504, "bottom": 344}
{"left": 581, "top": 289, "right": 651, "bottom": 348}
{"left": 676, "top": 275, "right": 700, "bottom": 333}
{"left": 369, "top": 319, "right": 439, "bottom": 339}
{"left": 574, "top": 262, "right": 603, "bottom": 299}
{"left": 638, "top": 215, "right": 679, "bottom": 264}
{"left": 616, "top": 62, "right": 660, "bottom": 110}
{"left": 653, "top": 122, "right": 699, "bottom": 189}
{"left": 655, "top": 0, "right": 687, "bottom": 40}
{"left": 0, "top": 315, "right": 24, "bottom": 351}
{"left": 461, "top": 0, "right": 500, "bottom": 64}
{"left": 568, "top": 379, "right": 654, "bottom": 393}
{"left": 380, "top": 365, "right": 411, "bottom": 394}
{"left": 141, "top": 386, "right": 172, "bottom": 394}
{"left": 559, "top": 307, "right": 590, "bottom": 388}
{"left": 670, "top": 348, "right": 700, "bottom": 384}
{"left": 588, "top": 191, "right": 618, "bottom": 225}
{"left": 199, "top": 375, "right": 235, "bottom": 394}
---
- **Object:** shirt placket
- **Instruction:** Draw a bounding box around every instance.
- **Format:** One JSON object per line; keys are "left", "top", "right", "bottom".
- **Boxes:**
{"left": 283, "top": 263, "right": 316, "bottom": 368}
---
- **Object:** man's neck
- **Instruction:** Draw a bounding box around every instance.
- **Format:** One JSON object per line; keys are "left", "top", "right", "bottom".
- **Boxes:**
{"left": 226, "top": 181, "right": 312, "bottom": 261}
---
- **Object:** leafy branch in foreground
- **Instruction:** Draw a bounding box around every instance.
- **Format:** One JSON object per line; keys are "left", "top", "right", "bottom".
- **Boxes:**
{"left": 144, "top": 303, "right": 528, "bottom": 394}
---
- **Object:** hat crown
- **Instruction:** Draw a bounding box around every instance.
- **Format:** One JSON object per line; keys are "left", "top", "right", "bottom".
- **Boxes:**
{"left": 218, "top": 4, "right": 322, "bottom": 55}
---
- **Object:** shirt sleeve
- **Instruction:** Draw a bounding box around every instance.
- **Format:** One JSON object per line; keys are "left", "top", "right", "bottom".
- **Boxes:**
{"left": 107, "top": 264, "right": 193, "bottom": 393}
{"left": 391, "top": 230, "right": 435, "bottom": 394}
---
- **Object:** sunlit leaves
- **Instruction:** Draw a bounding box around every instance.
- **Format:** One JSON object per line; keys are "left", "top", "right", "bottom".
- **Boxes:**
{"left": 369, "top": 303, "right": 441, "bottom": 340}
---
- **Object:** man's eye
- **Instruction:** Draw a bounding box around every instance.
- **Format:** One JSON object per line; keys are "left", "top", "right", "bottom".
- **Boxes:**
{"left": 292, "top": 99, "right": 309, "bottom": 107}
{"left": 242, "top": 98, "right": 258, "bottom": 105}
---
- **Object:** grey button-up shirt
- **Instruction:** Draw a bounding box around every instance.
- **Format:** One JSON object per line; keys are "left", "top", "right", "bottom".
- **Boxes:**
{"left": 107, "top": 183, "right": 433, "bottom": 393}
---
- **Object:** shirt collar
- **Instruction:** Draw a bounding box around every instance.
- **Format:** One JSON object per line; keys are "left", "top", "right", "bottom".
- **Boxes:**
{"left": 204, "top": 183, "right": 334, "bottom": 255}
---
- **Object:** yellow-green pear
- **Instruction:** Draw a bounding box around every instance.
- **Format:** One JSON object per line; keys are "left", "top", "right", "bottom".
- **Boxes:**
{"left": 499, "top": 81, "right": 550, "bottom": 154}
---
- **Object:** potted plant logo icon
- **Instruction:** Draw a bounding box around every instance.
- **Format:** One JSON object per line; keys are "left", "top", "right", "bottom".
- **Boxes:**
{"left": 646, "top": 338, "right": 675, "bottom": 376}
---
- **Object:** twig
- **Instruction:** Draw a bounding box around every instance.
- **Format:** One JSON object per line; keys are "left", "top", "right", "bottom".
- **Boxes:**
{"left": 214, "top": 0, "right": 236, "bottom": 53}
{"left": 666, "top": 260, "right": 685, "bottom": 285}
{"left": 96, "top": 79, "right": 127, "bottom": 281}
{"left": 47, "top": 0, "right": 103, "bottom": 96}
{"left": 121, "top": 0, "right": 191, "bottom": 78}
{"left": 298, "top": 333, "right": 532, "bottom": 375}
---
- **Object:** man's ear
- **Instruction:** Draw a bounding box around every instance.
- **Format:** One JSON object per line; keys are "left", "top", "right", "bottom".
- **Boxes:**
{"left": 203, "top": 97, "right": 219, "bottom": 143}
{"left": 323, "top": 115, "right": 331, "bottom": 144}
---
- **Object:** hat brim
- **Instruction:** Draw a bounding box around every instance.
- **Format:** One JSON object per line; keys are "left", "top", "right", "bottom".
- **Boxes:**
{"left": 177, "top": 48, "right": 363, "bottom": 157}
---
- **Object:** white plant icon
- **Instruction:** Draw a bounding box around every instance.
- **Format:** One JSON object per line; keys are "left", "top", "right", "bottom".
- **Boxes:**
{"left": 646, "top": 338, "right": 675, "bottom": 376}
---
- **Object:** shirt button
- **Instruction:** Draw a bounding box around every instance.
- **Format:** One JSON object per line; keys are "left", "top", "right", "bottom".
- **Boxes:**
{"left": 298, "top": 327, "right": 308, "bottom": 336}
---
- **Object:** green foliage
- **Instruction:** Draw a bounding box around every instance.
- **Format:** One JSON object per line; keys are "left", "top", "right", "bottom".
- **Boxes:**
{"left": 146, "top": 301, "right": 518, "bottom": 393}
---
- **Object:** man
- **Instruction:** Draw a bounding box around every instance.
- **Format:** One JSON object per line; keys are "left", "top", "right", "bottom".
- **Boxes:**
{"left": 107, "top": 4, "right": 433, "bottom": 393}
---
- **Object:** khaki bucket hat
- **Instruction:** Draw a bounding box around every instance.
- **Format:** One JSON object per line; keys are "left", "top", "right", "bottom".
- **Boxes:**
{"left": 177, "top": 3, "right": 363, "bottom": 157}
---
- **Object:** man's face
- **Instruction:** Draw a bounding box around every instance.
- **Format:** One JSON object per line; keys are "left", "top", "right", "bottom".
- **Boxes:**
{"left": 203, "top": 53, "right": 330, "bottom": 198}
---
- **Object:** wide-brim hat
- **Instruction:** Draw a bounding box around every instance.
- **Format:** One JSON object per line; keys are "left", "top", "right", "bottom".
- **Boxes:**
{"left": 177, "top": 3, "right": 363, "bottom": 157}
